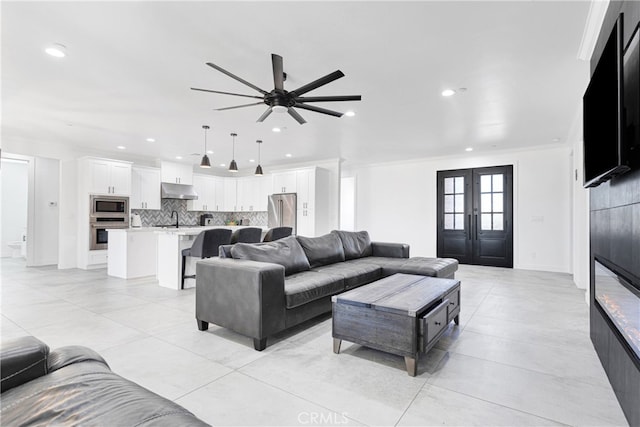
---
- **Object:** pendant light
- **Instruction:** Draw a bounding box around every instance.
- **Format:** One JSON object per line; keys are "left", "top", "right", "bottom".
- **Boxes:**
{"left": 228, "top": 132, "right": 238, "bottom": 172}
{"left": 254, "top": 140, "right": 264, "bottom": 176}
{"left": 199, "top": 125, "right": 211, "bottom": 168}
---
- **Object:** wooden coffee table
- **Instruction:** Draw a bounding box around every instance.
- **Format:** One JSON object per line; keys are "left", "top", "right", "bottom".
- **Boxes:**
{"left": 332, "top": 273, "right": 460, "bottom": 376}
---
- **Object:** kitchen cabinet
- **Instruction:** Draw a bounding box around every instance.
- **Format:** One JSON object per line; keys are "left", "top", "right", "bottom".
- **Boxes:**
{"left": 223, "top": 177, "right": 237, "bottom": 211}
{"left": 295, "top": 167, "right": 331, "bottom": 237}
{"left": 188, "top": 174, "right": 216, "bottom": 211}
{"left": 213, "top": 177, "right": 225, "bottom": 211}
{"left": 236, "top": 176, "right": 271, "bottom": 211}
{"left": 131, "top": 167, "right": 161, "bottom": 210}
{"left": 272, "top": 171, "right": 297, "bottom": 193}
{"left": 160, "top": 161, "right": 193, "bottom": 185}
{"left": 85, "top": 158, "right": 132, "bottom": 196}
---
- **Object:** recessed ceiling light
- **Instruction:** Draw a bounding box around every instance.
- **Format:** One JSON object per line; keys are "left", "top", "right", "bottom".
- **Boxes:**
{"left": 441, "top": 89, "right": 456, "bottom": 97}
{"left": 117, "top": 145, "right": 126, "bottom": 150}
{"left": 465, "top": 147, "right": 473, "bottom": 152}
{"left": 345, "top": 111, "right": 356, "bottom": 117}
{"left": 175, "top": 156, "right": 182, "bottom": 160}
{"left": 207, "top": 150, "right": 213, "bottom": 154}
{"left": 552, "top": 138, "right": 561, "bottom": 142}
{"left": 45, "top": 43, "right": 66, "bottom": 58}
{"left": 272, "top": 127, "right": 281, "bottom": 133}
{"left": 146, "top": 138, "right": 155, "bottom": 142}
{"left": 219, "top": 163, "right": 226, "bottom": 167}
{"left": 285, "top": 153, "right": 292, "bottom": 158}
{"left": 249, "top": 159, "right": 255, "bottom": 163}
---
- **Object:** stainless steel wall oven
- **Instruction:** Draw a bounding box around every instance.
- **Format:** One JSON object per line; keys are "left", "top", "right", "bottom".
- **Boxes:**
{"left": 90, "top": 195, "right": 129, "bottom": 250}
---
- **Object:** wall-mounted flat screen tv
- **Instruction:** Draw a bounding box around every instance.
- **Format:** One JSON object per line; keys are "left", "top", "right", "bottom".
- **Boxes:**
{"left": 624, "top": 22, "right": 640, "bottom": 170}
{"left": 583, "top": 14, "right": 630, "bottom": 188}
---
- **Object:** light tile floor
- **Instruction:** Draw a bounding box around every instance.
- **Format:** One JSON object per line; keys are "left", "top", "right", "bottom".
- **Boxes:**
{"left": 0, "top": 258, "right": 629, "bottom": 426}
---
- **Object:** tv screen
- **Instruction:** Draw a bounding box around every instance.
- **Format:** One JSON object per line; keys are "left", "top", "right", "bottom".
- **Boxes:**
{"left": 624, "top": 23, "right": 640, "bottom": 170}
{"left": 583, "top": 14, "right": 629, "bottom": 188}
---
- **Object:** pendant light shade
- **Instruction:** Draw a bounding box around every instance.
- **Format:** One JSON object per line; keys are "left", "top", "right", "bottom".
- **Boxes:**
{"left": 254, "top": 139, "right": 264, "bottom": 176}
{"left": 200, "top": 125, "right": 211, "bottom": 168}
{"left": 229, "top": 132, "right": 238, "bottom": 172}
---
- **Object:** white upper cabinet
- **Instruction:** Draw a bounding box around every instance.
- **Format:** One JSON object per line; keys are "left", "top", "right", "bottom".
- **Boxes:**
{"left": 223, "top": 177, "right": 237, "bottom": 211}
{"left": 213, "top": 177, "right": 225, "bottom": 212}
{"left": 272, "top": 171, "right": 297, "bottom": 193}
{"left": 160, "top": 161, "right": 193, "bottom": 185}
{"left": 188, "top": 174, "right": 216, "bottom": 212}
{"left": 84, "top": 158, "right": 132, "bottom": 196}
{"left": 131, "top": 167, "right": 161, "bottom": 210}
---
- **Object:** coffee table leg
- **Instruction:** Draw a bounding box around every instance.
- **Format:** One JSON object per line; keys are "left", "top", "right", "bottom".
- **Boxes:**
{"left": 333, "top": 338, "right": 342, "bottom": 354}
{"left": 454, "top": 314, "right": 460, "bottom": 325}
{"left": 404, "top": 355, "right": 417, "bottom": 377}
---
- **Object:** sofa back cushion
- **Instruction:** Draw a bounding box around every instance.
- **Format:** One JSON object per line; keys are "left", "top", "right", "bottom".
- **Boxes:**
{"left": 229, "top": 236, "right": 310, "bottom": 276}
{"left": 331, "top": 230, "right": 373, "bottom": 260}
{"left": 296, "top": 233, "right": 346, "bottom": 268}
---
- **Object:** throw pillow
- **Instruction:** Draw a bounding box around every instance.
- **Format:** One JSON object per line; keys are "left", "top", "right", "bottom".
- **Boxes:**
{"left": 296, "top": 233, "right": 346, "bottom": 268}
{"left": 230, "top": 236, "right": 311, "bottom": 276}
{"left": 331, "top": 230, "right": 373, "bottom": 260}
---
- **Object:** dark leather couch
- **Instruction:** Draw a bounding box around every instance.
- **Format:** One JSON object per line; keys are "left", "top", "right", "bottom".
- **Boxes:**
{"left": 196, "top": 230, "right": 458, "bottom": 351}
{"left": 0, "top": 336, "right": 209, "bottom": 426}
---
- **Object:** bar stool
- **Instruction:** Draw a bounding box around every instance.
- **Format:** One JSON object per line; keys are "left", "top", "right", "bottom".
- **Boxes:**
{"left": 262, "top": 226, "right": 293, "bottom": 242}
{"left": 230, "top": 227, "right": 263, "bottom": 244}
{"left": 181, "top": 228, "right": 232, "bottom": 289}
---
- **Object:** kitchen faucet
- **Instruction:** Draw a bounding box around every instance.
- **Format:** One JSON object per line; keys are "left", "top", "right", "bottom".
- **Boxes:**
{"left": 171, "top": 210, "right": 179, "bottom": 228}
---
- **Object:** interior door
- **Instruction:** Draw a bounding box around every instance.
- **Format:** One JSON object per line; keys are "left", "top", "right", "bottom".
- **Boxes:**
{"left": 437, "top": 165, "right": 513, "bottom": 268}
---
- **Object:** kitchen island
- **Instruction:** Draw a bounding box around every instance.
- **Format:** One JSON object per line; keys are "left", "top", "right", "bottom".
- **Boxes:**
{"left": 156, "top": 226, "right": 267, "bottom": 290}
{"left": 107, "top": 227, "right": 161, "bottom": 279}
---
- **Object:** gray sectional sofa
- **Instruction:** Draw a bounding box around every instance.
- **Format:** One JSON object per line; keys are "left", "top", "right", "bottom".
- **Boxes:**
{"left": 195, "top": 230, "right": 458, "bottom": 350}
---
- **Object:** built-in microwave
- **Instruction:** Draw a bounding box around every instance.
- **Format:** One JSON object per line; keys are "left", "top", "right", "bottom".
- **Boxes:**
{"left": 90, "top": 195, "right": 129, "bottom": 217}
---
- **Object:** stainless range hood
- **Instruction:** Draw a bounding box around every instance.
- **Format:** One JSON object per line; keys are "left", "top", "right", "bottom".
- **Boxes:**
{"left": 160, "top": 182, "right": 199, "bottom": 200}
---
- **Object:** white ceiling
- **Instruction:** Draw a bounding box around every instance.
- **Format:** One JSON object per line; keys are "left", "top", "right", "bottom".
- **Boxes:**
{"left": 2, "top": 1, "right": 592, "bottom": 172}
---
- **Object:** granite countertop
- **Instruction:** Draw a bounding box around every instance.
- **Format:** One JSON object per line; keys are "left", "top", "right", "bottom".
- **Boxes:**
{"left": 108, "top": 225, "right": 268, "bottom": 235}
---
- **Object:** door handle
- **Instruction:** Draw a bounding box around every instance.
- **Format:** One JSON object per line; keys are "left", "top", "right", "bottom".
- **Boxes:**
{"left": 474, "top": 214, "right": 478, "bottom": 240}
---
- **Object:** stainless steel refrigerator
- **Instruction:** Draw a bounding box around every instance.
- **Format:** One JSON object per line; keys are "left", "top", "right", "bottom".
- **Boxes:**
{"left": 268, "top": 193, "right": 297, "bottom": 235}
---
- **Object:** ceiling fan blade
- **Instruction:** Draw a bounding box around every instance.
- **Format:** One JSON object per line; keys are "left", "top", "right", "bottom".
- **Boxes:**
{"left": 294, "top": 95, "right": 362, "bottom": 103}
{"left": 294, "top": 103, "right": 343, "bottom": 118}
{"left": 206, "top": 62, "right": 268, "bottom": 95}
{"left": 291, "top": 70, "right": 345, "bottom": 97}
{"left": 287, "top": 107, "right": 307, "bottom": 124}
{"left": 272, "top": 54, "right": 284, "bottom": 91}
{"left": 256, "top": 107, "right": 273, "bottom": 122}
{"left": 191, "top": 87, "right": 264, "bottom": 99}
{"left": 215, "top": 102, "right": 264, "bottom": 111}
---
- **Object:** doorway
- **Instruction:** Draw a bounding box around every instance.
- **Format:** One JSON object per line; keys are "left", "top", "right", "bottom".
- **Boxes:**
{"left": 436, "top": 165, "right": 513, "bottom": 267}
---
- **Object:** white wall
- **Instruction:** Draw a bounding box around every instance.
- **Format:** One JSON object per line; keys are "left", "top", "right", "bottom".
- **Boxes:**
{"left": 0, "top": 159, "right": 29, "bottom": 257}
{"left": 344, "top": 145, "right": 573, "bottom": 273}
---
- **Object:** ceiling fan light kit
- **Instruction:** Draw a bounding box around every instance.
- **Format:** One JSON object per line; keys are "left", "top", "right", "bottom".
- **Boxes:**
{"left": 191, "top": 53, "right": 361, "bottom": 124}
{"left": 200, "top": 125, "right": 211, "bottom": 168}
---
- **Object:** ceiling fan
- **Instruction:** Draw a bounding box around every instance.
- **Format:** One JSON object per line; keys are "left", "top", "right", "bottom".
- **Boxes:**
{"left": 191, "top": 54, "right": 361, "bottom": 124}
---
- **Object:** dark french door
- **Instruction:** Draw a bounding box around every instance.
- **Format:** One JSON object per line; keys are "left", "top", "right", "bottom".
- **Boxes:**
{"left": 437, "top": 165, "right": 513, "bottom": 268}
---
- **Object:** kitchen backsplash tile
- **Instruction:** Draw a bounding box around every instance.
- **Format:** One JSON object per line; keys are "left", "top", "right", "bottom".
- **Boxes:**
{"left": 131, "top": 199, "right": 267, "bottom": 227}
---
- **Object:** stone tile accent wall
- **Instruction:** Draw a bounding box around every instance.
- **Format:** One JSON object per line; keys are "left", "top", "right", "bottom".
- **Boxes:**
{"left": 131, "top": 199, "right": 267, "bottom": 227}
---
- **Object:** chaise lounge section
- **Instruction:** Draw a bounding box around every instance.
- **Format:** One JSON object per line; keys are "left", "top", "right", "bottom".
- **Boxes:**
{"left": 0, "top": 336, "right": 209, "bottom": 426}
{"left": 195, "top": 230, "right": 457, "bottom": 350}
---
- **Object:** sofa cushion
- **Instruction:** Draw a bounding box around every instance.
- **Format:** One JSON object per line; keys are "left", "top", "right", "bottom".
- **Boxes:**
{"left": 397, "top": 257, "right": 459, "bottom": 278}
{"left": 348, "top": 256, "right": 410, "bottom": 277}
{"left": 284, "top": 271, "right": 344, "bottom": 309}
{"left": 311, "top": 259, "right": 382, "bottom": 289}
{"left": 230, "top": 236, "right": 310, "bottom": 276}
{"left": 296, "top": 233, "right": 346, "bottom": 268}
{"left": 331, "top": 230, "right": 373, "bottom": 260}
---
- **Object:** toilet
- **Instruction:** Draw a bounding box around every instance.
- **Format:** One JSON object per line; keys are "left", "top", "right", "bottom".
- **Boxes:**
{"left": 7, "top": 231, "right": 26, "bottom": 258}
